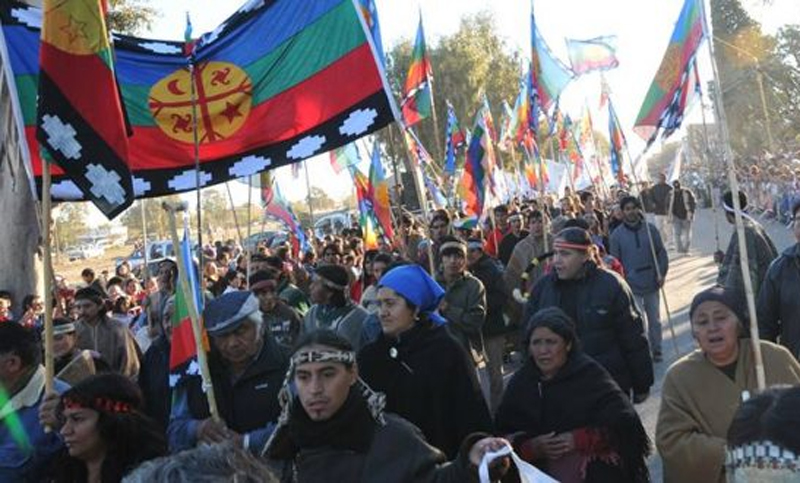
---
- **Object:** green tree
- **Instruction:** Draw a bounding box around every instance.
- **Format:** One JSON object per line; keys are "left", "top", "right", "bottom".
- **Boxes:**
{"left": 380, "top": 11, "right": 521, "bottom": 172}
{"left": 53, "top": 203, "right": 88, "bottom": 249}
{"left": 108, "top": 0, "right": 157, "bottom": 35}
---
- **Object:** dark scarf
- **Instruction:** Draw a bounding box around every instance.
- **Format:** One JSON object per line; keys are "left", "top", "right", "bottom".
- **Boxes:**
{"left": 270, "top": 389, "right": 376, "bottom": 460}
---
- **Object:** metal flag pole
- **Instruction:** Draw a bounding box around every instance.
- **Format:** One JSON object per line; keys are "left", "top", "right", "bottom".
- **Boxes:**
{"left": 163, "top": 201, "right": 220, "bottom": 420}
{"left": 701, "top": 1, "right": 765, "bottom": 390}
{"left": 246, "top": 175, "right": 253, "bottom": 284}
{"left": 399, "top": 123, "right": 437, "bottom": 275}
{"left": 695, "top": 64, "right": 722, "bottom": 253}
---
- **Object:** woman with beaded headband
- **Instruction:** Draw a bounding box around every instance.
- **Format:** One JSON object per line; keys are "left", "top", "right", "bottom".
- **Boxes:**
{"left": 262, "top": 330, "right": 509, "bottom": 482}
{"left": 42, "top": 373, "right": 167, "bottom": 483}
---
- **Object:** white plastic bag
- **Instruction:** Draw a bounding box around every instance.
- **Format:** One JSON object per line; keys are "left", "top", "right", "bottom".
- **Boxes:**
{"left": 479, "top": 444, "right": 559, "bottom": 483}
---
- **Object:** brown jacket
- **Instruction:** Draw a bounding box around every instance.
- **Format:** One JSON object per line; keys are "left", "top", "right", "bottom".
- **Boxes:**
{"left": 656, "top": 339, "right": 800, "bottom": 483}
{"left": 75, "top": 316, "right": 141, "bottom": 379}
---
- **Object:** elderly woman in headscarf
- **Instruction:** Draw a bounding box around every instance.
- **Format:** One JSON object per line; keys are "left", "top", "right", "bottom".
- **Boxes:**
{"left": 656, "top": 285, "right": 800, "bottom": 483}
{"left": 262, "top": 330, "right": 509, "bottom": 482}
{"left": 357, "top": 265, "right": 494, "bottom": 459}
{"left": 496, "top": 307, "right": 650, "bottom": 483}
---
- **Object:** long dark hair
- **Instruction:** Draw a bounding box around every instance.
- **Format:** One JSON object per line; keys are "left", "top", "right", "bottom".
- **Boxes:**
{"left": 523, "top": 307, "right": 581, "bottom": 355}
{"left": 54, "top": 373, "right": 167, "bottom": 482}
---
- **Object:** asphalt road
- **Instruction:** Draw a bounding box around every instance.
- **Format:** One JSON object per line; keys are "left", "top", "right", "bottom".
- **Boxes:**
{"left": 640, "top": 207, "right": 796, "bottom": 481}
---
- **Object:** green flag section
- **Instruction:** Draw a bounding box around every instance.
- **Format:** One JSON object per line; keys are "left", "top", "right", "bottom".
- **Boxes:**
{"left": 1, "top": 0, "right": 397, "bottom": 202}
{"left": 36, "top": 0, "right": 134, "bottom": 219}
{"left": 400, "top": 14, "right": 433, "bottom": 127}
{"left": 633, "top": 0, "right": 705, "bottom": 142}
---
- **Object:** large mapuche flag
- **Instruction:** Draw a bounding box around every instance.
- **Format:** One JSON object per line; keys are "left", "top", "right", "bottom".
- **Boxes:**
{"left": 633, "top": 0, "right": 705, "bottom": 142}
{"left": 2, "top": 0, "right": 397, "bottom": 202}
{"left": 36, "top": 0, "right": 134, "bottom": 219}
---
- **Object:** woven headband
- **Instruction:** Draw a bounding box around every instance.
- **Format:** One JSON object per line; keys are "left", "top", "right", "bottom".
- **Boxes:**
{"left": 726, "top": 441, "right": 799, "bottom": 474}
{"left": 314, "top": 274, "right": 347, "bottom": 292}
{"left": 290, "top": 349, "right": 356, "bottom": 368}
{"left": 553, "top": 240, "right": 591, "bottom": 251}
{"left": 466, "top": 240, "right": 484, "bottom": 251}
{"left": 63, "top": 396, "right": 133, "bottom": 414}
{"left": 439, "top": 241, "right": 467, "bottom": 255}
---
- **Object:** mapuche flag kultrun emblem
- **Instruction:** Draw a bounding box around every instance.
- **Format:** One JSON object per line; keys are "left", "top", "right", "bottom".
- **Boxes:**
{"left": 36, "top": 0, "right": 134, "bottom": 219}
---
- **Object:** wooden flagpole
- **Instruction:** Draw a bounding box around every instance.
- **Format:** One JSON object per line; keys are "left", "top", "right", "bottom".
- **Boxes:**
{"left": 41, "top": 159, "right": 54, "bottom": 396}
{"left": 399, "top": 123, "right": 437, "bottom": 275}
{"left": 701, "top": 0, "right": 765, "bottom": 390}
{"left": 163, "top": 201, "right": 220, "bottom": 420}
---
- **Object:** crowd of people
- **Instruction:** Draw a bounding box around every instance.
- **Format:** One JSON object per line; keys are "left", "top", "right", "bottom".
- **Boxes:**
{"left": 2, "top": 175, "right": 800, "bottom": 482}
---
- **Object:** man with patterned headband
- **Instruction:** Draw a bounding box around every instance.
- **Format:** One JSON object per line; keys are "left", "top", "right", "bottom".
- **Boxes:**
{"left": 168, "top": 290, "right": 288, "bottom": 453}
{"left": 497, "top": 211, "right": 528, "bottom": 266}
{"left": 262, "top": 329, "right": 510, "bottom": 482}
{"left": 437, "top": 236, "right": 487, "bottom": 364}
{"left": 304, "top": 264, "right": 369, "bottom": 351}
{"left": 525, "top": 227, "right": 653, "bottom": 401}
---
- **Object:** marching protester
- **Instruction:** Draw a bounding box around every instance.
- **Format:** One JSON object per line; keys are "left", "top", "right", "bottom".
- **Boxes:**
{"left": 73, "top": 288, "right": 141, "bottom": 380}
{"left": 0, "top": 324, "right": 68, "bottom": 481}
{"left": 610, "top": 196, "right": 669, "bottom": 362}
{"left": 437, "top": 236, "right": 487, "bottom": 362}
{"left": 484, "top": 205, "right": 511, "bottom": 259}
{"left": 466, "top": 238, "right": 511, "bottom": 413}
{"left": 263, "top": 330, "right": 510, "bottom": 482}
{"left": 41, "top": 373, "right": 167, "bottom": 483}
{"left": 649, "top": 173, "right": 674, "bottom": 245}
{"left": 304, "top": 264, "right": 369, "bottom": 351}
{"left": 360, "top": 252, "right": 393, "bottom": 314}
{"left": 757, "top": 200, "right": 800, "bottom": 360}
{"left": 250, "top": 270, "right": 304, "bottom": 349}
{"left": 358, "top": 264, "right": 494, "bottom": 459}
{"left": 669, "top": 180, "right": 696, "bottom": 254}
{"left": 496, "top": 308, "right": 650, "bottom": 482}
{"left": 717, "top": 190, "right": 778, "bottom": 298}
{"left": 168, "top": 291, "right": 288, "bottom": 453}
{"left": 504, "top": 210, "right": 552, "bottom": 299}
{"left": 525, "top": 227, "right": 654, "bottom": 400}
{"left": 725, "top": 386, "right": 800, "bottom": 481}
{"left": 497, "top": 211, "right": 528, "bottom": 266}
{"left": 418, "top": 209, "right": 452, "bottom": 274}
{"left": 656, "top": 286, "right": 800, "bottom": 482}
{"left": 53, "top": 317, "right": 109, "bottom": 386}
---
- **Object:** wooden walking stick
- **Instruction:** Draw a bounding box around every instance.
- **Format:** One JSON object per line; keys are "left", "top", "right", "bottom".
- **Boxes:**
{"left": 163, "top": 201, "right": 221, "bottom": 420}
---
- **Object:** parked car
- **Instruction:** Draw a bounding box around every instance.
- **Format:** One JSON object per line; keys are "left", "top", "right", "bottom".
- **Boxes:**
{"left": 65, "top": 244, "right": 105, "bottom": 261}
{"left": 116, "top": 240, "right": 197, "bottom": 277}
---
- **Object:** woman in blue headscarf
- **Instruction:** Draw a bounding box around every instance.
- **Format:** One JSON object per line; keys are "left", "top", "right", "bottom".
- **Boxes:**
{"left": 357, "top": 264, "right": 493, "bottom": 459}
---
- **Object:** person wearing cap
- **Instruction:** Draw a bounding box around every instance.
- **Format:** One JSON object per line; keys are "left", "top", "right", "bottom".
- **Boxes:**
{"left": 436, "top": 236, "right": 487, "bottom": 363}
{"left": 466, "top": 238, "right": 511, "bottom": 413}
{"left": 717, "top": 189, "right": 778, "bottom": 300}
{"left": 669, "top": 179, "right": 696, "bottom": 253}
{"left": 358, "top": 264, "right": 493, "bottom": 459}
{"left": 497, "top": 211, "right": 529, "bottom": 267}
{"left": 656, "top": 285, "right": 800, "bottom": 483}
{"left": 610, "top": 196, "right": 669, "bottom": 362}
{"left": 526, "top": 227, "right": 653, "bottom": 400}
{"left": 303, "top": 265, "right": 369, "bottom": 351}
{"left": 263, "top": 330, "right": 510, "bottom": 482}
{"left": 757, "top": 200, "right": 800, "bottom": 361}
{"left": 73, "top": 287, "right": 141, "bottom": 380}
{"left": 250, "top": 270, "right": 303, "bottom": 349}
{"left": 53, "top": 317, "right": 109, "bottom": 386}
{"left": 167, "top": 290, "right": 289, "bottom": 453}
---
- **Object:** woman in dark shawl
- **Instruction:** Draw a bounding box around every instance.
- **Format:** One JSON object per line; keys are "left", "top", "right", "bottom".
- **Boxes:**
{"left": 496, "top": 307, "right": 650, "bottom": 482}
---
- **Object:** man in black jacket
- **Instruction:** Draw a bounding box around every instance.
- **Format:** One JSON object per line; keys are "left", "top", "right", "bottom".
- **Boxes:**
{"left": 757, "top": 201, "right": 800, "bottom": 361}
{"left": 525, "top": 228, "right": 653, "bottom": 401}
{"left": 650, "top": 173, "right": 673, "bottom": 246}
{"left": 168, "top": 291, "right": 288, "bottom": 453}
{"left": 467, "top": 238, "right": 510, "bottom": 413}
{"left": 670, "top": 180, "right": 696, "bottom": 253}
